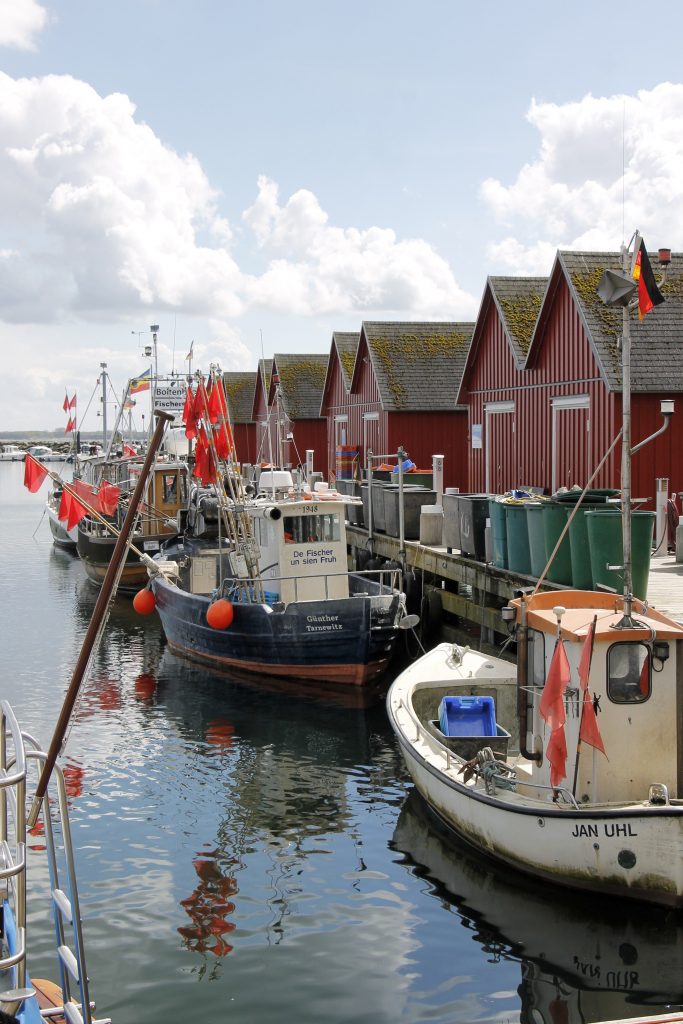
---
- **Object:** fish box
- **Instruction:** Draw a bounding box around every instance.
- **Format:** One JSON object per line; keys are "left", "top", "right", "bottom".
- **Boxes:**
{"left": 438, "top": 695, "right": 496, "bottom": 737}
{"left": 431, "top": 721, "right": 511, "bottom": 762}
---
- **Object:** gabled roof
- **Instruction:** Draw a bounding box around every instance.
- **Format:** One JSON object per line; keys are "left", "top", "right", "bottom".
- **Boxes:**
{"left": 223, "top": 371, "right": 256, "bottom": 424}
{"left": 332, "top": 331, "right": 360, "bottom": 391}
{"left": 271, "top": 353, "right": 328, "bottom": 419}
{"left": 358, "top": 322, "right": 474, "bottom": 411}
{"left": 252, "top": 358, "right": 273, "bottom": 419}
{"left": 529, "top": 250, "right": 683, "bottom": 392}
{"left": 489, "top": 276, "right": 548, "bottom": 363}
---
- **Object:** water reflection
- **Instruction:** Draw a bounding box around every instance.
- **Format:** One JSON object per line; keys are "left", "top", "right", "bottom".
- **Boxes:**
{"left": 392, "top": 790, "right": 683, "bottom": 1023}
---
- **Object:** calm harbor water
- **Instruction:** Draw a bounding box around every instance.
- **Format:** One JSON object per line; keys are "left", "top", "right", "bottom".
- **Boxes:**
{"left": 1, "top": 461, "right": 682, "bottom": 1024}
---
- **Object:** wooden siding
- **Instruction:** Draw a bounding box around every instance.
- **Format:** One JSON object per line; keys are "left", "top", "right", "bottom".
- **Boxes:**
{"left": 467, "top": 278, "right": 621, "bottom": 494}
{"left": 232, "top": 423, "right": 257, "bottom": 467}
{"left": 387, "top": 412, "right": 469, "bottom": 490}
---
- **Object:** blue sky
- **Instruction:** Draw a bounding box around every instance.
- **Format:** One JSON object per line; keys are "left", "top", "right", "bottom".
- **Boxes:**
{"left": 3, "top": 0, "right": 683, "bottom": 429}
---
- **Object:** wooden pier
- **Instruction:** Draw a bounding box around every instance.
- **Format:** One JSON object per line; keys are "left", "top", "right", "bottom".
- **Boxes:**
{"left": 346, "top": 526, "right": 683, "bottom": 633}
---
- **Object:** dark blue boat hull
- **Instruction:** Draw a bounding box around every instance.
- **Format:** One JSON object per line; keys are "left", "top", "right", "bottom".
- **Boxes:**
{"left": 151, "top": 575, "right": 403, "bottom": 686}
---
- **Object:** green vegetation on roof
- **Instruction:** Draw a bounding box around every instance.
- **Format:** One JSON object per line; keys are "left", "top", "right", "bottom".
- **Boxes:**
{"left": 499, "top": 293, "right": 543, "bottom": 354}
{"left": 277, "top": 359, "right": 327, "bottom": 418}
{"left": 570, "top": 268, "right": 623, "bottom": 377}
{"left": 339, "top": 349, "right": 356, "bottom": 381}
{"left": 660, "top": 272, "right": 683, "bottom": 302}
{"left": 370, "top": 332, "right": 468, "bottom": 408}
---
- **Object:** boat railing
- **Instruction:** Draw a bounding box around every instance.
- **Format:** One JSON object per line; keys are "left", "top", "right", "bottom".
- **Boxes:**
{"left": 0, "top": 701, "right": 105, "bottom": 1023}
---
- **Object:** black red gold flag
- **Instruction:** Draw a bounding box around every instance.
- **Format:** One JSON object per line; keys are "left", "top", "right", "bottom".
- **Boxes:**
{"left": 633, "top": 240, "right": 665, "bottom": 319}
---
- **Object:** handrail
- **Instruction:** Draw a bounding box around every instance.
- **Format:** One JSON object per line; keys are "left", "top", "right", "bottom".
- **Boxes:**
{"left": 221, "top": 566, "right": 402, "bottom": 602}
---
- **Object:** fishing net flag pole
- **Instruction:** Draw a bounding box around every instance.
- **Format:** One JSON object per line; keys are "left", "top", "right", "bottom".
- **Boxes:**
{"left": 27, "top": 409, "right": 175, "bottom": 829}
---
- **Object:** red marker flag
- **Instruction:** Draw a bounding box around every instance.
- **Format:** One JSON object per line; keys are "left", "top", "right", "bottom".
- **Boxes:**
{"left": 546, "top": 726, "right": 568, "bottom": 789}
{"left": 58, "top": 488, "right": 72, "bottom": 522}
{"left": 66, "top": 493, "right": 88, "bottom": 531}
{"left": 540, "top": 637, "right": 571, "bottom": 788}
{"left": 207, "top": 378, "right": 227, "bottom": 425}
{"left": 23, "top": 453, "right": 49, "bottom": 493}
{"left": 65, "top": 416, "right": 75, "bottom": 434}
{"left": 183, "top": 386, "right": 197, "bottom": 441}
{"left": 539, "top": 638, "right": 570, "bottom": 731}
{"left": 63, "top": 393, "right": 70, "bottom": 412}
{"left": 577, "top": 619, "right": 607, "bottom": 757}
{"left": 69, "top": 393, "right": 77, "bottom": 408}
{"left": 97, "top": 480, "right": 121, "bottom": 517}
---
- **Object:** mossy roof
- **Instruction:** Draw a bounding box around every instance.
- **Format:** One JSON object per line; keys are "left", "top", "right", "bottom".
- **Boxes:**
{"left": 361, "top": 321, "right": 474, "bottom": 411}
{"left": 489, "top": 276, "right": 548, "bottom": 363}
{"left": 332, "top": 331, "right": 361, "bottom": 391}
{"left": 554, "top": 251, "right": 683, "bottom": 392}
{"left": 223, "top": 371, "right": 256, "bottom": 424}
{"left": 272, "top": 353, "right": 329, "bottom": 419}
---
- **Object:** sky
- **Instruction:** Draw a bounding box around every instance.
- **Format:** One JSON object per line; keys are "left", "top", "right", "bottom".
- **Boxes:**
{"left": 3, "top": 0, "right": 683, "bottom": 430}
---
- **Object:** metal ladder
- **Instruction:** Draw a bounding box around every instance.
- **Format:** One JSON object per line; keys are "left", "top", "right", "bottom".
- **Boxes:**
{"left": 0, "top": 701, "right": 110, "bottom": 1023}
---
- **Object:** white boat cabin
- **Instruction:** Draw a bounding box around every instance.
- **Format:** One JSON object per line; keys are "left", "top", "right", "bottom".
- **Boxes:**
{"left": 515, "top": 591, "right": 683, "bottom": 805}
{"left": 251, "top": 496, "right": 350, "bottom": 603}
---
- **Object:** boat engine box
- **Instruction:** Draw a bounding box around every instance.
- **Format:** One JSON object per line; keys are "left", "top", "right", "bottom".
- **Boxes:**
{"left": 438, "top": 695, "right": 496, "bottom": 737}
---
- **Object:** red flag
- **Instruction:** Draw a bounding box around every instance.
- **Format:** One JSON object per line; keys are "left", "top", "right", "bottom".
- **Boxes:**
{"left": 183, "top": 386, "right": 197, "bottom": 440}
{"left": 546, "top": 725, "right": 568, "bottom": 788}
{"left": 193, "top": 383, "right": 207, "bottom": 421}
{"left": 97, "top": 480, "right": 121, "bottom": 517}
{"left": 69, "top": 393, "right": 77, "bottom": 408}
{"left": 65, "top": 417, "right": 75, "bottom": 434}
{"left": 539, "top": 638, "right": 570, "bottom": 731}
{"left": 58, "top": 488, "right": 72, "bottom": 522}
{"left": 215, "top": 422, "right": 233, "bottom": 460}
{"left": 63, "top": 393, "right": 69, "bottom": 412}
{"left": 577, "top": 618, "right": 607, "bottom": 757}
{"left": 66, "top": 493, "right": 88, "bottom": 531}
{"left": 72, "top": 480, "right": 97, "bottom": 506}
{"left": 123, "top": 444, "right": 136, "bottom": 457}
{"left": 207, "top": 378, "right": 227, "bottom": 425}
{"left": 23, "top": 453, "right": 49, "bottom": 493}
{"left": 579, "top": 691, "right": 607, "bottom": 757}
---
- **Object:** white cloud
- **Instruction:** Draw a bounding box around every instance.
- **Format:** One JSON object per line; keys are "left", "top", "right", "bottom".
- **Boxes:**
{"left": 243, "top": 176, "right": 476, "bottom": 319}
{"left": 0, "top": 0, "right": 47, "bottom": 50}
{"left": 481, "top": 83, "right": 683, "bottom": 272}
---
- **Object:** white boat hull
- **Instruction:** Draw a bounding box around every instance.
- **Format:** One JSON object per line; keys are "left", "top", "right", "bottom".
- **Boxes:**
{"left": 387, "top": 650, "right": 683, "bottom": 907}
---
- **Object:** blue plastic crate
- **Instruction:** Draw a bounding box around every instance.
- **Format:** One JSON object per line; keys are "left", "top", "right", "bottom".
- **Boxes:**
{"left": 438, "top": 695, "right": 496, "bottom": 738}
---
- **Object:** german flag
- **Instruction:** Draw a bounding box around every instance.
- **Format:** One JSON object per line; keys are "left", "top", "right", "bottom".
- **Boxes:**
{"left": 633, "top": 240, "right": 665, "bottom": 319}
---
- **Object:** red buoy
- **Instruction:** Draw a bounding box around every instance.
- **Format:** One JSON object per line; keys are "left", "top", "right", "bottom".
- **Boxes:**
{"left": 206, "top": 599, "right": 234, "bottom": 629}
{"left": 133, "top": 588, "right": 156, "bottom": 615}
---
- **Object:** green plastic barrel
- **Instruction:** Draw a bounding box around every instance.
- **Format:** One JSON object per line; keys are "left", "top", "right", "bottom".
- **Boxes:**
{"left": 542, "top": 502, "right": 573, "bottom": 585}
{"left": 566, "top": 504, "right": 605, "bottom": 590}
{"left": 586, "top": 510, "right": 655, "bottom": 600}
{"left": 489, "top": 497, "right": 508, "bottom": 569}
{"left": 526, "top": 504, "right": 546, "bottom": 578}
{"left": 505, "top": 503, "right": 533, "bottom": 574}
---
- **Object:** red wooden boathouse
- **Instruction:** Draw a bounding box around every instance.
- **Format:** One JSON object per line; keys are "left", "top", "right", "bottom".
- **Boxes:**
{"left": 252, "top": 354, "right": 328, "bottom": 471}
{"left": 321, "top": 321, "right": 474, "bottom": 490}
{"left": 460, "top": 251, "right": 683, "bottom": 506}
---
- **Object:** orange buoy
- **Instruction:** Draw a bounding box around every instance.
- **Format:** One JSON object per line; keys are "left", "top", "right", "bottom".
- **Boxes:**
{"left": 206, "top": 599, "right": 234, "bottom": 629}
{"left": 133, "top": 588, "right": 156, "bottom": 615}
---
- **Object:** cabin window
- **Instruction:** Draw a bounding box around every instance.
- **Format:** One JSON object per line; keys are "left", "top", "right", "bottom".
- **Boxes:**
{"left": 282, "top": 513, "right": 341, "bottom": 545}
{"left": 607, "top": 642, "right": 651, "bottom": 703}
{"left": 162, "top": 473, "right": 179, "bottom": 503}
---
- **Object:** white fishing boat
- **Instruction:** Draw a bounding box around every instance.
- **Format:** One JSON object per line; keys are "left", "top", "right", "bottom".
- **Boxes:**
{"left": 0, "top": 444, "right": 24, "bottom": 461}
{"left": 27, "top": 445, "right": 69, "bottom": 463}
{"left": 387, "top": 234, "right": 683, "bottom": 907}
